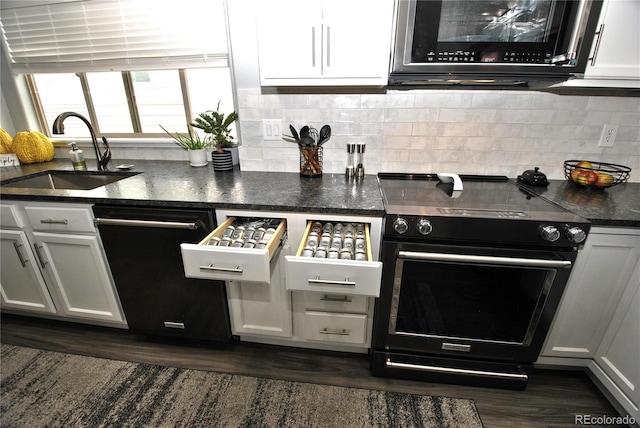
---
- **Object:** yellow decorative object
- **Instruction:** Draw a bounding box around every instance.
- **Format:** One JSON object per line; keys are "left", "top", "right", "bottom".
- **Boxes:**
{"left": 12, "top": 131, "right": 55, "bottom": 164}
{"left": 0, "top": 128, "right": 12, "bottom": 154}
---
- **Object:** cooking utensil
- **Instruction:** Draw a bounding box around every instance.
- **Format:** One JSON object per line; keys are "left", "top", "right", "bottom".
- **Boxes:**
{"left": 318, "top": 125, "right": 331, "bottom": 146}
{"left": 299, "top": 125, "right": 310, "bottom": 139}
{"left": 289, "top": 125, "right": 299, "bottom": 141}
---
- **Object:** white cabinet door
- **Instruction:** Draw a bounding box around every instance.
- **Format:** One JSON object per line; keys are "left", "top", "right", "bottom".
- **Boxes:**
{"left": 33, "top": 231, "right": 124, "bottom": 323}
{"left": 256, "top": 1, "right": 322, "bottom": 81}
{"left": 321, "top": 0, "right": 394, "bottom": 81}
{"left": 256, "top": 0, "right": 393, "bottom": 86}
{"left": 564, "top": 0, "right": 640, "bottom": 87}
{"left": 592, "top": 261, "right": 640, "bottom": 422}
{"left": 226, "top": 244, "right": 292, "bottom": 338}
{"left": 541, "top": 228, "right": 640, "bottom": 360}
{"left": 0, "top": 229, "right": 56, "bottom": 314}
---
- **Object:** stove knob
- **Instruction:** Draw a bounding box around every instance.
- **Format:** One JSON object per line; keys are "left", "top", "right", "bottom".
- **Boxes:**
{"left": 393, "top": 218, "right": 409, "bottom": 234}
{"left": 565, "top": 226, "right": 587, "bottom": 244}
{"left": 416, "top": 218, "right": 433, "bottom": 235}
{"left": 540, "top": 225, "right": 560, "bottom": 242}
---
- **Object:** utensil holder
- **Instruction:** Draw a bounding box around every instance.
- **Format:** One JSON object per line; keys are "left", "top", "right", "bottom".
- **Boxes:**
{"left": 300, "top": 146, "right": 323, "bottom": 177}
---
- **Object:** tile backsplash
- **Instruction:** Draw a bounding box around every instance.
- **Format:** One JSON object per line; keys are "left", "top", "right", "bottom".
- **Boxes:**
{"left": 236, "top": 88, "right": 640, "bottom": 181}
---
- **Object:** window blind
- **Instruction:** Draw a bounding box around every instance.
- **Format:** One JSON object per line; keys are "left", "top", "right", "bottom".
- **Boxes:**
{"left": 0, "top": 0, "right": 229, "bottom": 73}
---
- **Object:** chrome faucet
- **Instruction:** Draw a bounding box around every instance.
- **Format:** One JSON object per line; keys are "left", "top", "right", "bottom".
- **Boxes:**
{"left": 52, "top": 112, "right": 111, "bottom": 170}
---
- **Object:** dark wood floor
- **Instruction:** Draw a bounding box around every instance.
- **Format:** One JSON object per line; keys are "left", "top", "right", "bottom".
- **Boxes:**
{"left": 1, "top": 314, "right": 623, "bottom": 428}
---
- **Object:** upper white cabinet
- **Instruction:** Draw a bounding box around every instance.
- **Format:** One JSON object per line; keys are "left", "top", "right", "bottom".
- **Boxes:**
{"left": 255, "top": 0, "right": 394, "bottom": 86}
{"left": 564, "top": 0, "right": 640, "bottom": 88}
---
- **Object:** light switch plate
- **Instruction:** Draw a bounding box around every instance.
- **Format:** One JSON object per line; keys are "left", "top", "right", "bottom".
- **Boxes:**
{"left": 0, "top": 153, "right": 20, "bottom": 167}
{"left": 262, "top": 119, "right": 282, "bottom": 141}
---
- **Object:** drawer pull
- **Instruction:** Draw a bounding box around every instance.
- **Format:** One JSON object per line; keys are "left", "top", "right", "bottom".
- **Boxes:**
{"left": 320, "top": 294, "right": 352, "bottom": 303}
{"left": 199, "top": 264, "right": 243, "bottom": 273}
{"left": 40, "top": 218, "right": 68, "bottom": 225}
{"left": 164, "top": 321, "right": 185, "bottom": 329}
{"left": 308, "top": 277, "right": 356, "bottom": 287}
{"left": 319, "top": 328, "right": 350, "bottom": 336}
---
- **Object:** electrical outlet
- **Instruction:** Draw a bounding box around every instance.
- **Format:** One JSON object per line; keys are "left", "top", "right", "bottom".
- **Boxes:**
{"left": 262, "top": 119, "right": 282, "bottom": 141}
{"left": 598, "top": 124, "right": 618, "bottom": 147}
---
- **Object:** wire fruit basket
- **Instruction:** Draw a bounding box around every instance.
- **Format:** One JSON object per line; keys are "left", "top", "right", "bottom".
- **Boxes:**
{"left": 564, "top": 160, "right": 631, "bottom": 188}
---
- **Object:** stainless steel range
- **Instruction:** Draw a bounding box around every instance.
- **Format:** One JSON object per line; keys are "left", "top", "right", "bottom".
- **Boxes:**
{"left": 371, "top": 173, "right": 590, "bottom": 389}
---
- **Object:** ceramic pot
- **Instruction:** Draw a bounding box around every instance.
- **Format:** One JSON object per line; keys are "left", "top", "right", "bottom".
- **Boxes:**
{"left": 211, "top": 149, "right": 233, "bottom": 171}
{"left": 188, "top": 149, "right": 208, "bottom": 167}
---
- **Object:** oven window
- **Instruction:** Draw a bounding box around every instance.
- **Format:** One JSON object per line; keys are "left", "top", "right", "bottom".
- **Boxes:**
{"left": 435, "top": 0, "right": 553, "bottom": 43}
{"left": 392, "top": 259, "right": 553, "bottom": 344}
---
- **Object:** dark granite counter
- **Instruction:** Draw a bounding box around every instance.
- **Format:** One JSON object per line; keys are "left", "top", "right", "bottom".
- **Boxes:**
{"left": 0, "top": 159, "right": 385, "bottom": 216}
{"left": 517, "top": 179, "right": 640, "bottom": 228}
{"left": 3, "top": 160, "right": 639, "bottom": 226}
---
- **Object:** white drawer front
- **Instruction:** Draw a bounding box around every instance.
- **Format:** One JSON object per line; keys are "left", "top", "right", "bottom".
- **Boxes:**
{"left": 25, "top": 205, "right": 95, "bottom": 233}
{"left": 303, "top": 292, "right": 368, "bottom": 313}
{"left": 181, "top": 244, "right": 272, "bottom": 283}
{"left": 0, "top": 204, "right": 24, "bottom": 228}
{"left": 302, "top": 311, "right": 367, "bottom": 345}
{"left": 285, "top": 256, "right": 382, "bottom": 296}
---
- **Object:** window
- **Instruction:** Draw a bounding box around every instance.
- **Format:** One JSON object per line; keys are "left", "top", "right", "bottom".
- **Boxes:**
{"left": 1, "top": 0, "right": 236, "bottom": 142}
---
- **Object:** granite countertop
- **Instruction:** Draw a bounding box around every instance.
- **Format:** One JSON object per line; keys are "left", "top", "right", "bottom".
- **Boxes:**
{"left": 2, "top": 160, "right": 639, "bottom": 226}
{"left": 0, "top": 159, "right": 385, "bottom": 216}
{"left": 517, "top": 179, "right": 640, "bottom": 228}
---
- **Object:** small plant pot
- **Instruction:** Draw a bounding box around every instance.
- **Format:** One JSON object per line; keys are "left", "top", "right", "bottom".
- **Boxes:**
{"left": 212, "top": 149, "right": 233, "bottom": 171}
{"left": 188, "top": 149, "right": 208, "bottom": 167}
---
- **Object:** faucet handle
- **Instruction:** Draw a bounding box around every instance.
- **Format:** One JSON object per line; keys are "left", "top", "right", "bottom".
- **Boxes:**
{"left": 99, "top": 136, "right": 112, "bottom": 170}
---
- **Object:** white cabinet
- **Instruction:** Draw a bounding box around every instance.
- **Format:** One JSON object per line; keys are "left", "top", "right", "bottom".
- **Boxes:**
{"left": 0, "top": 201, "right": 125, "bottom": 325}
{"left": 190, "top": 209, "right": 383, "bottom": 352}
{"left": 255, "top": 0, "right": 394, "bottom": 86}
{"left": 0, "top": 229, "right": 56, "bottom": 314}
{"left": 564, "top": 0, "right": 640, "bottom": 88}
{"left": 540, "top": 227, "right": 640, "bottom": 362}
{"left": 591, "top": 258, "right": 640, "bottom": 422}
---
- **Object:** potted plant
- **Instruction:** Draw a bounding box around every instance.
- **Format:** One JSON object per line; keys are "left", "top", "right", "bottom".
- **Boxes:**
{"left": 160, "top": 125, "right": 211, "bottom": 167}
{"left": 191, "top": 102, "right": 238, "bottom": 171}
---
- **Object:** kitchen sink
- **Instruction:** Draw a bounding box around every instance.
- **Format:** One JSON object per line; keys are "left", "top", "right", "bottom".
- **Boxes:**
{"left": 1, "top": 170, "right": 140, "bottom": 190}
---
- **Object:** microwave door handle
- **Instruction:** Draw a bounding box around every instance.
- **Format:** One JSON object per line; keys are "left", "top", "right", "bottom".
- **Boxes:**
{"left": 551, "top": 0, "right": 590, "bottom": 64}
{"left": 398, "top": 251, "right": 572, "bottom": 269}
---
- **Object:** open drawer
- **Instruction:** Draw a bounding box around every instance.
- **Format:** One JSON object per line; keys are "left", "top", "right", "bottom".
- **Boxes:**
{"left": 181, "top": 217, "right": 286, "bottom": 283}
{"left": 285, "top": 221, "right": 382, "bottom": 297}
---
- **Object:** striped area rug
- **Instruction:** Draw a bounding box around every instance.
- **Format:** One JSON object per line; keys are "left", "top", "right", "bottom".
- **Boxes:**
{"left": 1, "top": 344, "right": 483, "bottom": 427}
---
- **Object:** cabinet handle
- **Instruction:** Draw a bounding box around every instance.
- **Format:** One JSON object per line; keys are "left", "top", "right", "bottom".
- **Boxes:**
{"left": 199, "top": 264, "right": 243, "bottom": 273}
{"left": 33, "top": 243, "right": 48, "bottom": 268}
{"left": 311, "top": 26, "right": 316, "bottom": 67}
{"left": 308, "top": 276, "right": 356, "bottom": 287}
{"left": 320, "top": 294, "right": 352, "bottom": 303}
{"left": 163, "top": 321, "right": 185, "bottom": 329}
{"left": 12, "top": 241, "right": 29, "bottom": 267}
{"left": 319, "top": 328, "right": 350, "bottom": 336}
{"left": 326, "top": 25, "right": 331, "bottom": 67}
{"left": 589, "top": 24, "right": 604, "bottom": 66}
{"left": 40, "top": 218, "right": 68, "bottom": 225}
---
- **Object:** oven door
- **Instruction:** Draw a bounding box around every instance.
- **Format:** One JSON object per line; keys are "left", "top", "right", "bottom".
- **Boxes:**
{"left": 390, "top": 0, "right": 603, "bottom": 84}
{"left": 373, "top": 241, "right": 577, "bottom": 363}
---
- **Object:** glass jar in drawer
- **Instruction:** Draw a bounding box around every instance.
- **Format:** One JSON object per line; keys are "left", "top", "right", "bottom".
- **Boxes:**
{"left": 181, "top": 217, "right": 286, "bottom": 283}
{"left": 285, "top": 220, "right": 382, "bottom": 296}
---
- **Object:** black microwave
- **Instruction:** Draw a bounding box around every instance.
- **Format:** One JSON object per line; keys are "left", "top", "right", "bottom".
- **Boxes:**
{"left": 389, "top": 0, "right": 603, "bottom": 87}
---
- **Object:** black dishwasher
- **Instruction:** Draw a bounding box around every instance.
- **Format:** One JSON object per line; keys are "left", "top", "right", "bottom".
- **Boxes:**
{"left": 93, "top": 205, "right": 232, "bottom": 341}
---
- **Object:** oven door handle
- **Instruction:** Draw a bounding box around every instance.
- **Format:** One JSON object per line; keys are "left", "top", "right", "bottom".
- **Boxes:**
{"left": 398, "top": 251, "right": 572, "bottom": 269}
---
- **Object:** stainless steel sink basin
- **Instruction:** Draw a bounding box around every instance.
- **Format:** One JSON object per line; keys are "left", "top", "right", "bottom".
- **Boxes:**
{"left": 1, "top": 170, "right": 140, "bottom": 190}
